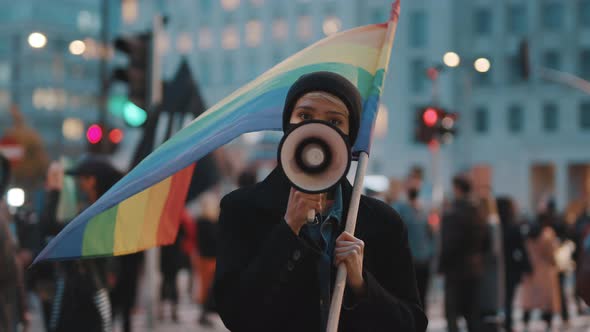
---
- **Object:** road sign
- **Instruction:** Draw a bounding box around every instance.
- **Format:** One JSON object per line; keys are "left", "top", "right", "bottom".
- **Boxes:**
{"left": 0, "top": 136, "right": 24, "bottom": 162}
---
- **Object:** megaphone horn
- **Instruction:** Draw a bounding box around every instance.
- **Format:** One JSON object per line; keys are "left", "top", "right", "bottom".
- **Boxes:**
{"left": 278, "top": 120, "right": 352, "bottom": 196}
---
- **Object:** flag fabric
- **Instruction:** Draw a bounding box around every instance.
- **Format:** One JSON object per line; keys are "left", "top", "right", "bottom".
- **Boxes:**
{"left": 34, "top": 1, "right": 400, "bottom": 262}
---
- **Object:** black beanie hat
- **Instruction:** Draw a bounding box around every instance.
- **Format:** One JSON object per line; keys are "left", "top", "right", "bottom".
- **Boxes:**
{"left": 282, "top": 71, "right": 362, "bottom": 145}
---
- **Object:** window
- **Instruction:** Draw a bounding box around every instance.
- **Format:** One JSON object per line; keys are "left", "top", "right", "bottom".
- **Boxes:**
{"left": 580, "top": 0, "right": 590, "bottom": 27}
{"left": 474, "top": 70, "right": 492, "bottom": 87}
{"left": 506, "top": 55, "right": 524, "bottom": 84}
{"left": 543, "top": 50, "right": 561, "bottom": 70}
{"left": 297, "top": 16, "right": 313, "bottom": 41}
{"left": 273, "top": 19, "right": 289, "bottom": 41}
{"left": 371, "top": 7, "right": 388, "bottom": 24}
{"left": 221, "top": 0, "right": 240, "bottom": 11}
{"left": 507, "top": 4, "right": 527, "bottom": 34}
{"left": 246, "top": 51, "right": 259, "bottom": 80}
{"left": 198, "top": 28, "right": 213, "bottom": 49}
{"left": 223, "top": 54, "right": 234, "bottom": 84}
{"left": 543, "top": 103, "right": 558, "bottom": 132}
{"left": 580, "top": 102, "right": 590, "bottom": 130}
{"left": 408, "top": 10, "right": 427, "bottom": 48}
{"left": 201, "top": 0, "right": 212, "bottom": 12}
{"left": 542, "top": 2, "right": 564, "bottom": 30}
{"left": 474, "top": 8, "right": 492, "bottom": 36}
{"left": 474, "top": 107, "right": 489, "bottom": 133}
{"left": 222, "top": 25, "right": 240, "bottom": 49}
{"left": 410, "top": 59, "right": 426, "bottom": 93}
{"left": 580, "top": 49, "right": 590, "bottom": 80}
{"left": 0, "top": 62, "right": 10, "bottom": 83}
{"left": 199, "top": 57, "right": 211, "bottom": 85}
{"left": 508, "top": 104, "right": 524, "bottom": 133}
{"left": 245, "top": 20, "right": 262, "bottom": 47}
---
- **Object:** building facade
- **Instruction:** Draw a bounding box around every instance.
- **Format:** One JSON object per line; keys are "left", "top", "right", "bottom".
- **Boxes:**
{"left": 125, "top": 0, "right": 590, "bottom": 213}
{"left": 0, "top": 0, "right": 121, "bottom": 160}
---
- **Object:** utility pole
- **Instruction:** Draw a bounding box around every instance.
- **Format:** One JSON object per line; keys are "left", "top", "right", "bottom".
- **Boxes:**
{"left": 99, "top": 0, "right": 110, "bottom": 128}
{"left": 145, "top": 15, "right": 164, "bottom": 330}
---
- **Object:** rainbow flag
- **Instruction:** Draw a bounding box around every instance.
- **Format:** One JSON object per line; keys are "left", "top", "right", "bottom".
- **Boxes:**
{"left": 34, "top": 1, "right": 400, "bottom": 262}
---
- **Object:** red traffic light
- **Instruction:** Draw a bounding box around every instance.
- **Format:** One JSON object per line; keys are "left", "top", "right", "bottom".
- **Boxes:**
{"left": 86, "top": 124, "right": 103, "bottom": 144}
{"left": 108, "top": 128, "right": 124, "bottom": 144}
{"left": 423, "top": 108, "right": 438, "bottom": 127}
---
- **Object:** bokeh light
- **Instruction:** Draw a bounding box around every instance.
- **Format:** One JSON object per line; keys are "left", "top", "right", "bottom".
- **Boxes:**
{"left": 28, "top": 32, "right": 47, "bottom": 48}
{"left": 443, "top": 52, "right": 461, "bottom": 67}
{"left": 474, "top": 57, "right": 491, "bottom": 73}
{"left": 69, "top": 40, "right": 86, "bottom": 55}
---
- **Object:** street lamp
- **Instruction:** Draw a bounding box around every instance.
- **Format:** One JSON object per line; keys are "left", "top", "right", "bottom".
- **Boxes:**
{"left": 28, "top": 32, "right": 47, "bottom": 48}
{"left": 474, "top": 57, "right": 491, "bottom": 73}
{"left": 69, "top": 40, "right": 86, "bottom": 55}
{"left": 443, "top": 52, "right": 461, "bottom": 68}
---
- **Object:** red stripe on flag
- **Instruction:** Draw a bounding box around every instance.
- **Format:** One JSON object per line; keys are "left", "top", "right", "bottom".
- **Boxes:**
{"left": 156, "top": 164, "right": 196, "bottom": 245}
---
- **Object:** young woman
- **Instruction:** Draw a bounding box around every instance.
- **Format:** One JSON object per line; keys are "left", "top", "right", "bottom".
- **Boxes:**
{"left": 214, "top": 72, "right": 427, "bottom": 332}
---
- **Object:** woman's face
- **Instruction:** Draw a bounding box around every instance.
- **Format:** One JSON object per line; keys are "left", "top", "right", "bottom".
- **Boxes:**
{"left": 289, "top": 92, "right": 350, "bottom": 135}
{"left": 77, "top": 175, "right": 97, "bottom": 202}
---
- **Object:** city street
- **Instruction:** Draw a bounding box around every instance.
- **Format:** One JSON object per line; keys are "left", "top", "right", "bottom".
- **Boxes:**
{"left": 27, "top": 272, "right": 590, "bottom": 332}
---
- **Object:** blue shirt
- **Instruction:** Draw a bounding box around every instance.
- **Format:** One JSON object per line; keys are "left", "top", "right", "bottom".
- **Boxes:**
{"left": 300, "top": 185, "right": 343, "bottom": 330}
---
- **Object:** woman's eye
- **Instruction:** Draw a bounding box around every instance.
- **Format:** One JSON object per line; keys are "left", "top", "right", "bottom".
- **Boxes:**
{"left": 299, "top": 113, "right": 312, "bottom": 120}
{"left": 328, "top": 119, "right": 342, "bottom": 126}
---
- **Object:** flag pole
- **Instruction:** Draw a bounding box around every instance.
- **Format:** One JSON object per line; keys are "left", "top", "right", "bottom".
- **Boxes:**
{"left": 326, "top": 151, "right": 369, "bottom": 332}
{"left": 326, "top": 3, "right": 399, "bottom": 331}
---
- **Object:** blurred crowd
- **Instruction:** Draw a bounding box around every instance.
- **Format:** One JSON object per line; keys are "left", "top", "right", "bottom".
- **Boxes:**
{"left": 384, "top": 166, "right": 590, "bottom": 332}
{"left": 2, "top": 149, "right": 590, "bottom": 332}
{"left": 0, "top": 153, "right": 245, "bottom": 332}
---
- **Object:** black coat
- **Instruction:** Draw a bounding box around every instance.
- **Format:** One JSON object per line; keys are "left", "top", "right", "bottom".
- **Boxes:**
{"left": 439, "top": 198, "right": 488, "bottom": 280}
{"left": 213, "top": 168, "right": 427, "bottom": 332}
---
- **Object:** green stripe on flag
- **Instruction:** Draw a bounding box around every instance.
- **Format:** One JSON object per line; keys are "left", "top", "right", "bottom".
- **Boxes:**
{"left": 82, "top": 206, "right": 118, "bottom": 256}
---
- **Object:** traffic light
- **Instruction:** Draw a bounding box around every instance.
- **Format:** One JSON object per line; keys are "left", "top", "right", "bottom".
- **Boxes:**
{"left": 415, "top": 107, "right": 438, "bottom": 144}
{"left": 518, "top": 39, "right": 530, "bottom": 80}
{"left": 112, "top": 33, "right": 151, "bottom": 126}
{"left": 438, "top": 111, "right": 457, "bottom": 144}
{"left": 415, "top": 106, "right": 458, "bottom": 144}
{"left": 86, "top": 124, "right": 123, "bottom": 154}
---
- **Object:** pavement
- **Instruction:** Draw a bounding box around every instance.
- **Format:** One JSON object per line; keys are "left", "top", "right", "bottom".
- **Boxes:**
{"left": 27, "top": 272, "right": 590, "bottom": 332}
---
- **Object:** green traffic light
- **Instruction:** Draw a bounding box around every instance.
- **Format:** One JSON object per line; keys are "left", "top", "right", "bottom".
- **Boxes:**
{"left": 123, "top": 101, "right": 147, "bottom": 127}
{"left": 108, "top": 95, "right": 128, "bottom": 117}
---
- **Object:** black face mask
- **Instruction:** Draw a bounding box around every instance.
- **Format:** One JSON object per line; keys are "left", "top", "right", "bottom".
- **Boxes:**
{"left": 407, "top": 188, "right": 419, "bottom": 201}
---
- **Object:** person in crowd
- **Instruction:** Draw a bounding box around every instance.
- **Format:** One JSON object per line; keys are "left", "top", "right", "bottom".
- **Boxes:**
{"left": 574, "top": 195, "right": 590, "bottom": 310}
{"left": 393, "top": 176, "right": 434, "bottom": 312}
{"left": 476, "top": 189, "right": 503, "bottom": 332}
{"left": 195, "top": 192, "right": 220, "bottom": 326}
{"left": 214, "top": 71, "right": 427, "bottom": 331}
{"left": 41, "top": 156, "right": 123, "bottom": 332}
{"left": 158, "top": 216, "right": 188, "bottom": 322}
{"left": 110, "top": 251, "right": 143, "bottom": 332}
{"left": 0, "top": 154, "right": 29, "bottom": 332}
{"left": 439, "top": 175, "right": 487, "bottom": 332}
{"left": 385, "top": 177, "right": 403, "bottom": 206}
{"left": 497, "top": 196, "right": 531, "bottom": 332}
{"left": 575, "top": 211, "right": 590, "bottom": 305}
{"left": 538, "top": 198, "right": 572, "bottom": 325}
{"left": 520, "top": 210, "right": 561, "bottom": 330}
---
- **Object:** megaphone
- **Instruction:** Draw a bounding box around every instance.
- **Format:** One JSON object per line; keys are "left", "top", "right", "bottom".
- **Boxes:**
{"left": 278, "top": 121, "right": 352, "bottom": 220}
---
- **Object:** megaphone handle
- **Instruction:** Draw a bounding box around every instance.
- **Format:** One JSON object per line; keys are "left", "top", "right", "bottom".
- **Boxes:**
{"left": 307, "top": 209, "right": 316, "bottom": 223}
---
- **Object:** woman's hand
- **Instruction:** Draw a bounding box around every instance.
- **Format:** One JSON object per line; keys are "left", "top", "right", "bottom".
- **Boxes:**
{"left": 335, "top": 231, "right": 366, "bottom": 296}
{"left": 284, "top": 188, "right": 324, "bottom": 235}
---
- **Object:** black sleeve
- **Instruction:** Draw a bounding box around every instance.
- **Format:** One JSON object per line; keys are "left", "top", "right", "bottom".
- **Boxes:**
{"left": 340, "top": 201, "right": 428, "bottom": 331}
{"left": 439, "top": 211, "right": 460, "bottom": 270}
{"left": 213, "top": 194, "right": 319, "bottom": 331}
